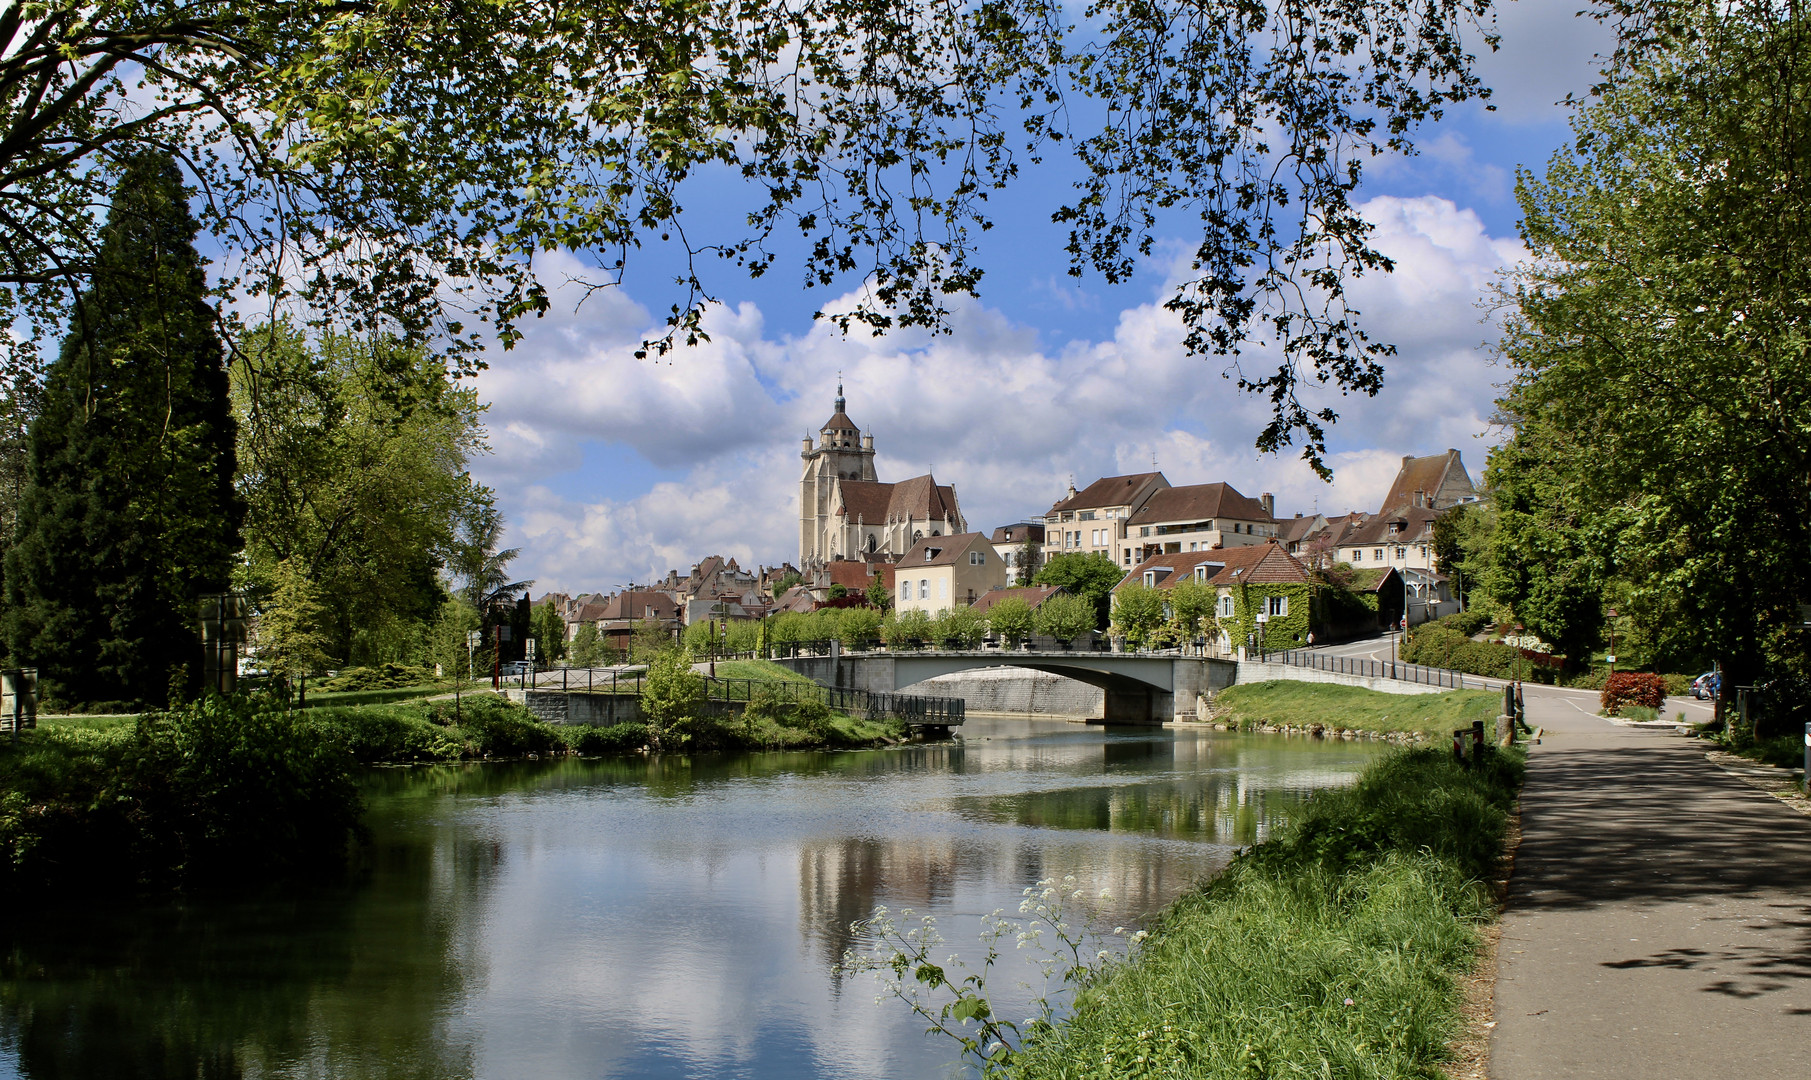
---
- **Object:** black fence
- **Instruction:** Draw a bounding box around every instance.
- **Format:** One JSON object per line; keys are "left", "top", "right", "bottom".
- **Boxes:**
{"left": 1257, "top": 648, "right": 1473, "bottom": 690}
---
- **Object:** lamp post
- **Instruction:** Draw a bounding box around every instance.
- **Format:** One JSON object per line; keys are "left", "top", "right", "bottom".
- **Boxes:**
{"left": 1605, "top": 607, "right": 1620, "bottom": 676}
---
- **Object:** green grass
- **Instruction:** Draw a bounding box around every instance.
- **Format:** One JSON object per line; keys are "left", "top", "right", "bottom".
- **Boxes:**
{"left": 1010, "top": 747, "right": 1524, "bottom": 1079}
{"left": 1211, "top": 680, "right": 1501, "bottom": 738}
{"left": 1734, "top": 734, "right": 1806, "bottom": 770}
{"left": 707, "top": 658, "right": 817, "bottom": 683}
{"left": 299, "top": 684, "right": 459, "bottom": 708}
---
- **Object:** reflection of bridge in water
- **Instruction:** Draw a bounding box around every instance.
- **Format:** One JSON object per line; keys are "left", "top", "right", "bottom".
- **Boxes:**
{"left": 775, "top": 650, "right": 1239, "bottom": 725}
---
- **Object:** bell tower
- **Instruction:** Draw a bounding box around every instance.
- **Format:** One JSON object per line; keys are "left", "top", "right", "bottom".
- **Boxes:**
{"left": 799, "top": 379, "right": 878, "bottom": 566}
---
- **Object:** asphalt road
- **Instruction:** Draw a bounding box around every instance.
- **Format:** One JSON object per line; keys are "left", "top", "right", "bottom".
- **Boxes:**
{"left": 1489, "top": 685, "right": 1811, "bottom": 1078}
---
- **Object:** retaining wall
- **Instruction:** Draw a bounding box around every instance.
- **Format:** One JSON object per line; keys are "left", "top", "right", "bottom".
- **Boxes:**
{"left": 907, "top": 668, "right": 1105, "bottom": 719}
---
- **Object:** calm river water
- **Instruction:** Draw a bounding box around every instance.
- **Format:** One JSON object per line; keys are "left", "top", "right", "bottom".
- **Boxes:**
{"left": 0, "top": 719, "right": 1385, "bottom": 1080}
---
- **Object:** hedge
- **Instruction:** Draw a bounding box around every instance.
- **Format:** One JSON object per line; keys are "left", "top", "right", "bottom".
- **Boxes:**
{"left": 1600, "top": 672, "right": 1666, "bottom": 715}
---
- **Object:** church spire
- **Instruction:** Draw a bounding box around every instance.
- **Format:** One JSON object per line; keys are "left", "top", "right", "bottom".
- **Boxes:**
{"left": 835, "top": 371, "right": 845, "bottom": 414}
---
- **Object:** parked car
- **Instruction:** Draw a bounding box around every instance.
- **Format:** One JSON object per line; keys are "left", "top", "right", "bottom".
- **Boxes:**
{"left": 1691, "top": 671, "right": 1717, "bottom": 699}
{"left": 500, "top": 661, "right": 533, "bottom": 677}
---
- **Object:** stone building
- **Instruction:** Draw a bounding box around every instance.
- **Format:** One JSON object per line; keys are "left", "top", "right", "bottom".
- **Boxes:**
{"left": 798, "top": 383, "right": 965, "bottom": 567}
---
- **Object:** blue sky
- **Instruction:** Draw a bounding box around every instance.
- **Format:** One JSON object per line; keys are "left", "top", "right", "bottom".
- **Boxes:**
{"left": 468, "top": 2, "right": 1616, "bottom": 594}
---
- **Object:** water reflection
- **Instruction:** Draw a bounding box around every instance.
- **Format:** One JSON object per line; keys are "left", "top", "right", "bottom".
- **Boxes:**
{"left": 0, "top": 721, "right": 1384, "bottom": 1080}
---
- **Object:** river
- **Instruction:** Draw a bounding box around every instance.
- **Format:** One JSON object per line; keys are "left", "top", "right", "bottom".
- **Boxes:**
{"left": 0, "top": 718, "right": 1386, "bottom": 1080}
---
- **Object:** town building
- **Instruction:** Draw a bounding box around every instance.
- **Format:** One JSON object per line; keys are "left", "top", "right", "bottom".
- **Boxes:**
{"left": 989, "top": 522, "right": 1045, "bottom": 582}
{"left": 798, "top": 383, "right": 966, "bottom": 567}
{"left": 1041, "top": 472, "right": 1168, "bottom": 560}
{"left": 894, "top": 532, "right": 1009, "bottom": 614}
{"left": 1121, "top": 482, "right": 1277, "bottom": 567}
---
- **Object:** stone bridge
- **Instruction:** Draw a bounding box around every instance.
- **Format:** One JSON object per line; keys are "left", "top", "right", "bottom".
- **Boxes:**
{"left": 773, "top": 648, "right": 1239, "bottom": 725}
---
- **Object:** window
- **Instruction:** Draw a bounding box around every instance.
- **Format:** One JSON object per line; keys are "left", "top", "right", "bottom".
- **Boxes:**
{"left": 1352, "top": 549, "right": 1363, "bottom": 562}
{"left": 1079, "top": 511, "right": 1096, "bottom": 521}
{"left": 1124, "top": 551, "right": 1133, "bottom": 565}
{"left": 919, "top": 579, "right": 928, "bottom": 599}
{"left": 1268, "top": 595, "right": 1289, "bottom": 617}
{"left": 1395, "top": 547, "right": 1407, "bottom": 560}
{"left": 1218, "top": 595, "right": 1234, "bottom": 618}
{"left": 1142, "top": 570, "right": 1156, "bottom": 587}
{"left": 1140, "top": 526, "right": 1152, "bottom": 537}
{"left": 969, "top": 551, "right": 984, "bottom": 565}
{"left": 1374, "top": 548, "right": 1385, "bottom": 562}
{"left": 900, "top": 580, "right": 911, "bottom": 601}
{"left": 1194, "top": 565, "right": 1207, "bottom": 582}
{"left": 1188, "top": 541, "right": 1197, "bottom": 551}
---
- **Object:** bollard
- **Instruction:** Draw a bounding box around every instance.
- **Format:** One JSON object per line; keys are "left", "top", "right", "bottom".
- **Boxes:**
{"left": 1503, "top": 683, "right": 1516, "bottom": 721}
{"left": 1804, "top": 722, "right": 1809, "bottom": 795}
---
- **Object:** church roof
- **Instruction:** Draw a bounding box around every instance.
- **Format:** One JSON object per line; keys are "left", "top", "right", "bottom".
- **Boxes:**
{"left": 887, "top": 474, "right": 957, "bottom": 522}
{"left": 836, "top": 479, "right": 894, "bottom": 522}
{"left": 821, "top": 409, "right": 859, "bottom": 433}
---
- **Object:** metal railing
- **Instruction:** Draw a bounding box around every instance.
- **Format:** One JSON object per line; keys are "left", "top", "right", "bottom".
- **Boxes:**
{"left": 504, "top": 666, "right": 965, "bottom": 726}
{"left": 1256, "top": 648, "right": 1472, "bottom": 689}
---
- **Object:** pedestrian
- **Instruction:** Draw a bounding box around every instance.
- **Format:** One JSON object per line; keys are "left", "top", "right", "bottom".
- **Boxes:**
{"left": 1307, "top": 631, "right": 1315, "bottom": 647}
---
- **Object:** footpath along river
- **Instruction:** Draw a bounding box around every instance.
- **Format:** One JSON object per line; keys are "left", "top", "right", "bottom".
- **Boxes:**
{"left": 0, "top": 718, "right": 1387, "bottom": 1080}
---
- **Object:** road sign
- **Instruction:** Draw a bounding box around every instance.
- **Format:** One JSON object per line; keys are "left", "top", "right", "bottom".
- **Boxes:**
{"left": 467, "top": 630, "right": 482, "bottom": 646}
{"left": 525, "top": 638, "right": 537, "bottom": 659}
{"left": 1606, "top": 654, "right": 1617, "bottom": 665}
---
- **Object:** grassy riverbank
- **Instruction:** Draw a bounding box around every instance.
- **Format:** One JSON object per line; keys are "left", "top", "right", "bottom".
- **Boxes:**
{"left": 1009, "top": 745, "right": 1523, "bottom": 1079}
{"left": 1210, "top": 681, "right": 1502, "bottom": 739}
{"left": 2, "top": 674, "right": 900, "bottom": 892}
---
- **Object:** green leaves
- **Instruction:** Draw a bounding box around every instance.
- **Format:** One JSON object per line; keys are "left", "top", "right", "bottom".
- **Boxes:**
{"left": 2, "top": 0, "right": 1492, "bottom": 471}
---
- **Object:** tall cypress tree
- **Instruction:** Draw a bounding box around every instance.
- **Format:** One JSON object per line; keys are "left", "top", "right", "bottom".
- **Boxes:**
{"left": 3, "top": 153, "right": 241, "bottom": 706}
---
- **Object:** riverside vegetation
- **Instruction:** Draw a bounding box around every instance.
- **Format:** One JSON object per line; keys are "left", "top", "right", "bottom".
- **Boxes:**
{"left": 0, "top": 651, "right": 895, "bottom": 893}
{"left": 849, "top": 745, "right": 1524, "bottom": 1079}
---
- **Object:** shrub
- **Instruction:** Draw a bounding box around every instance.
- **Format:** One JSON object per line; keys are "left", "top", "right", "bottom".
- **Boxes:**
{"left": 1748, "top": 675, "right": 1811, "bottom": 739}
{"left": 318, "top": 663, "right": 436, "bottom": 692}
{"left": 1601, "top": 672, "right": 1666, "bottom": 715}
{"left": 1439, "top": 609, "right": 1492, "bottom": 637}
{"left": 567, "top": 722, "right": 650, "bottom": 755}
{"left": 640, "top": 649, "right": 704, "bottom": 731}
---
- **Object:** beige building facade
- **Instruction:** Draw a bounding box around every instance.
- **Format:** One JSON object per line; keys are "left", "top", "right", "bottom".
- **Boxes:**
{"left": 894, "top": 533, "right": 1008, "bottom": 615}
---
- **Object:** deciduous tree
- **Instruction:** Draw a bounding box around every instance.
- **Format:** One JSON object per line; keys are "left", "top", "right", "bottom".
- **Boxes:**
{"left": 1494, "top": 2, "right": 1811, "bottom": 689}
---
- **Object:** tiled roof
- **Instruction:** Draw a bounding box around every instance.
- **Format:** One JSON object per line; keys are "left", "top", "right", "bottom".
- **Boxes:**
{"left": 596, "top": 589, "right": 680, "bottom": 621}
{"left": 1381, "top": 450, "right": 1475, "bottom": 512}
{"left": 821, "top": 409, "right": 860, "bottom": 433}
{"left": 1048, "top": 472, "right": 1167, "bottom": 513}
{"left": 836, "top": 479, "right": 894, "bottom": 522}
{"left": 824, "top": 561, "right": 876, "bottom": 589}
{"left": 901, "top": 532, "right": 988, "bottom": 567}
{"left": 1339, "top": 506, "right": 1440, "bottom": 548}
{"left": 971, "top": 585, "right": 1062, "bottom": 614}
{"left": 1114, "top": 552, "right": 1228, "bottom": 592}
{"left": 1276, "top": 515, "right": 1324, "bottom": 545}
{"left": 990, "top": 522, "right": 1045, "bottom": 544}
{"left": 1205, "top": 541, "right": 1312, "bottom": 586}
{"left": 887, "top": 474, "right": 958, "bottom": 522}
{"left": 1130, "top": 482, "right": 1272, "bottom": 525}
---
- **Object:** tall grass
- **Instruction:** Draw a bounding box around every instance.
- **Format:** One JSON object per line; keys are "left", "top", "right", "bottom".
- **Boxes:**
{"left": 1005, "top": 747, "right": 1523, "bottom": 1079}
{"left": 1211, "top": 681, "right": 1501, "bottom": 739}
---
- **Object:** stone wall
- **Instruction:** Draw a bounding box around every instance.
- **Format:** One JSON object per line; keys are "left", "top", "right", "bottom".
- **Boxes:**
{"left": 905, "top": 667, "right": 1105, "bottom": 719}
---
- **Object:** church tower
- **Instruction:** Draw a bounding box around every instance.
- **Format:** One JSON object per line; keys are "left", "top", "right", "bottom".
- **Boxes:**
{"left": 799, "top": 381, "right": 877, "bottom": 567}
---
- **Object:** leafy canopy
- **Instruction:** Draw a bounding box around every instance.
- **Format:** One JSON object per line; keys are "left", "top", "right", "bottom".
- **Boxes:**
{"left": 0, "top": 0, "right": 1498, "bottom": 470}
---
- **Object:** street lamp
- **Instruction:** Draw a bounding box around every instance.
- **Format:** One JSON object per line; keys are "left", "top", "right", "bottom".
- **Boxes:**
{"left": 1605, "top": 607, "right": 1620, "bottom": 676}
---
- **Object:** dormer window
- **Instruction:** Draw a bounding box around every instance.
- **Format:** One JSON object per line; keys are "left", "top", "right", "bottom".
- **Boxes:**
{"left": 1194, "top": 565, "right": 1207, "bottom": 582}
{"left": 925, "top": 547, "right": 941, "bottom": 562}
{"left": 1143, "top": 570, "right": 1156, "bottom": 587}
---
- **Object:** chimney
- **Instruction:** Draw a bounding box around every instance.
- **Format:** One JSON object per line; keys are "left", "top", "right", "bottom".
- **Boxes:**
{"left": 1260, "top": 492, "right": 1275, "bottom": 518}
{"left": 1403, "top": 455, "right": 1413, "bottom": 468}
{"left": 1295, "top": 512, "right": 1303, "bottom": 519}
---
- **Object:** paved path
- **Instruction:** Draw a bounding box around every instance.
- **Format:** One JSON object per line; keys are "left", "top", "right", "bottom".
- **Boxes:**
{"left": 1490, "top": 686, "right": 1811, "bottom": 1078}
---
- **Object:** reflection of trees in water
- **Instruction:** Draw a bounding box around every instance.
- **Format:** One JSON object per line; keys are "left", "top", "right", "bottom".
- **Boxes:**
{"left": 0, "top": 772, "right": 524, "bottom": 1080}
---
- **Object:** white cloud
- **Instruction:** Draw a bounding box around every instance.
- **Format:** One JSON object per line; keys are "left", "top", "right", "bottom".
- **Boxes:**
{"left": 1472, "top": 1, "right": 1618, "bottom": 124}
{"left": 472, "top": 197, "right": 1523, "bottom": 593}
